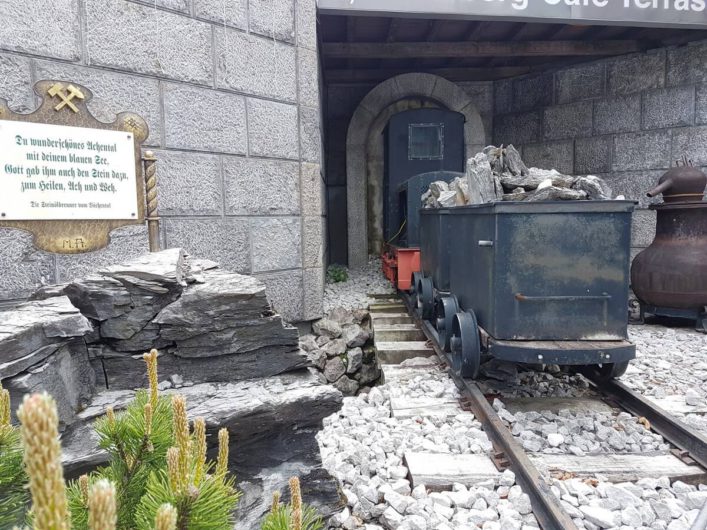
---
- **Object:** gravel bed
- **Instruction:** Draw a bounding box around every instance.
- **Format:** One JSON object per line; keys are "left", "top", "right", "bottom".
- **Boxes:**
{"left": 323, "top": 257, "right": 394, "bottom": 313}
{"left": 318, "top": 359, "right": 540, "bottom": 529}
{"left": 493, "top": 400, "right": 670, "bottom": 456}
{"left": 477, "top": 360, "right": 592, "bottom": 398}
{"left": 547, "top": 476, "right": 706, "bottom": 530}
{"left": 624, "top": 324, "right": 707, "bottom": 432}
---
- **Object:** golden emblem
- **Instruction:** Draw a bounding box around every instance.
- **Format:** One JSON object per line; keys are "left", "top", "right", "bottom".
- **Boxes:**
{"left": 47, "top": 82, "right": 85, "bottom": 113}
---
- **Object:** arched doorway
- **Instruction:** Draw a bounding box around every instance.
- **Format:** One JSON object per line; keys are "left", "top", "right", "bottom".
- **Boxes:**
{"left": 346, "top": 73, "right": 487, "bottom": 268}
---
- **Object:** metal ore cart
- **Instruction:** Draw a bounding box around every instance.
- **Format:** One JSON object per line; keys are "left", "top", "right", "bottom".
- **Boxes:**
{"left": 417, "top": 201, "right": 636, "bottom": 380}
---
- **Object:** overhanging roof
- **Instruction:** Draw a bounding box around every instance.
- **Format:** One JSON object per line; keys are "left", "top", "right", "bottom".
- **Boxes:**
{"left": 319, "top": 14, "right": 707, "bottom": 84}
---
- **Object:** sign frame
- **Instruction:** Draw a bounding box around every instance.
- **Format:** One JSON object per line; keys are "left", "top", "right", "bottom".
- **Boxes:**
{"left": 316, "top": 0, "right": 707, "bottom": 30}
{"left": 0, "top": 80, "right": 150, "bottom": 254}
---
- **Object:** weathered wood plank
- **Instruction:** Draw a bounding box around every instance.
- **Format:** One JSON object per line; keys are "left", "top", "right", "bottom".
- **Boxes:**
{"left": 647, "top": 395, "right": 707, "bottom": 415}
{"left": 381, "top": 363, "right": 440, "bottom": 383}
{"left": 322, "top": 40, "right": 645, "bottom": 59}
{"left": 404, "top": 452, "right": 501, "bottom": 489}
{"left": 503, "top": 397, "right": 614, "bottom": 416}
{"left": 390, "top": 397, "right": 461, "bottom": 418}
{"left": 530, "top": 453, "right": 707, "bottom": 483}
{"left": 325, "top": 66, "right": 532, "bottom": 83}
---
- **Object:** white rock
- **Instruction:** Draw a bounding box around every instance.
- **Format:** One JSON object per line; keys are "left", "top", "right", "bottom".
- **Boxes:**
{"left": 579, "top": 505, "right": 620, "bottom": 529}
{"left": 547, "top": 433, "right": 564, "bottom": 447}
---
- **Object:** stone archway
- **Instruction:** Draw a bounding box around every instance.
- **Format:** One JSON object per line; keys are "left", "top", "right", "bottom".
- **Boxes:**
{"left": 346, "top": 73, "right": 487, "bottom": 268}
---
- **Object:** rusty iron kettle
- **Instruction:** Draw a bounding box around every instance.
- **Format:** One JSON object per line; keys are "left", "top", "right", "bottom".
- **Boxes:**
{"left": 646, "top": 156, "right": 707, "bottom": 203}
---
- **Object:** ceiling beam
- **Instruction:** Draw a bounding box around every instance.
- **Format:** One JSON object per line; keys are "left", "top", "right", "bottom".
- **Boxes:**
{"left": 321, "top": 40, "right": 645, "bottom": 59}
{"left": 325, "top": 66, "right": 533, "bottom": 83}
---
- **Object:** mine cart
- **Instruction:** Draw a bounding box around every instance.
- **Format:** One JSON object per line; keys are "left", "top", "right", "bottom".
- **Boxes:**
{"left": 418, "top": 201, "right": 637, "bottom": 380}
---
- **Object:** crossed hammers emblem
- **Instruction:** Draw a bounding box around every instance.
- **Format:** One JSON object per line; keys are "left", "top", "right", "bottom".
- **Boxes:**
{"left": 47, "top": 82, "right": 85, "bottom": 113}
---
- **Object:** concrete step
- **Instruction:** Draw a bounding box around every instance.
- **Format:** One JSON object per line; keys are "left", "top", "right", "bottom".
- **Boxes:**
{"left": 376, "top": 341, "right": 435, "bottom": 364}
{"left": 368, "top": 303, "right": 407, "bottom": 313}
{"left": 370, "top": 312, "right": 413, "bottom": 325}
{"left": 374, "top": 324, "right": 425, "bottom": 342}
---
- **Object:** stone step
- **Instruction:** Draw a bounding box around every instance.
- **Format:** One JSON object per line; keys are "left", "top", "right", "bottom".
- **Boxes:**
{"left": 404, "top": 452, "right": 501, "bottom": 490}
{"left": 376, "top": 341, "right": 435, "bottom": 364}
{"left": 368, "top": 293, "right": 400, "bottom": 300}
{"left": 370, "top": 313, "right": 414, "bottom": 325}
{"left": 374, "top": 324, "right": 425, "bottom": 342}
{"left": 390, "top": 397, "right": 461, "bottom": 419}
{"left": 530, "top": 453, "right": 707, "bottom": 483}
{"left": 369, "top": 303, "right": 407, "bottom": 314}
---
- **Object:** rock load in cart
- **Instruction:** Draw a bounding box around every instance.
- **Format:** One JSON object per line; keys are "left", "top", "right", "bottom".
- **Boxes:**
{"left": 402, "top": 145, "right": 637, "bottom": 380}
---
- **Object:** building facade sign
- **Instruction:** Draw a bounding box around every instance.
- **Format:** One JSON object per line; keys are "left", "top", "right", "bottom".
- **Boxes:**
{"left": 0, "top": 80, "right": 156, "bottom": 254}
{"left": 317, "top": 0, "right": 707, "bottom": 29}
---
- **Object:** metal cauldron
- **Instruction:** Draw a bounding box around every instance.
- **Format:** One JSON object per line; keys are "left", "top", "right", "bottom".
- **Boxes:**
{"left": 630, "top": 158, "right": 707, "bottom": 331}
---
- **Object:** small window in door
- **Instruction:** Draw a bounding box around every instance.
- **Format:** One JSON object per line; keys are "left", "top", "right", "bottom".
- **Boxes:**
{"left": 408, "top": 123, "right": 444, "bottom": 160}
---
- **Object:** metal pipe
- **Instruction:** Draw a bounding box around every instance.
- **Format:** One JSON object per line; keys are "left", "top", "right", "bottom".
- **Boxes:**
{"left": 647, "top": 179, "right": 673, "bottom": 198}
{"left": 690, "top": 499, "right": 707, "bottom": 530}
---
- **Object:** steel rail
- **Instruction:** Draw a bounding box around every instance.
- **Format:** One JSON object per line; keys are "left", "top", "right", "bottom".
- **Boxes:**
{"left": 589, "top": 376, "right": 707, "bottom": 470}
{"left": 397, "top": 292, "right": 578, "bottom": 530}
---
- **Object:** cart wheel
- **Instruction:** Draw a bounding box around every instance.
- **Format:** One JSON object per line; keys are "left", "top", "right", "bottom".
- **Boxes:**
{"left": 583, "top": 361, "right": 630, "bottom": 382}
{"left": 416, "top": 276, "right": 434, "bottom": 320}
{"left": 435, "top": 295, "right": 460, "bottom": 352}
{"left": 411, "top": 272, "right": 422, "bottom": 294}
{"left": 449, "top": 310, "right": 481, "bottom": 379}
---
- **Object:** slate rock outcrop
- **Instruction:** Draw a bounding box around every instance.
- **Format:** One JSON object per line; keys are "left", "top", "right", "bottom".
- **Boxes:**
{"left": 0, "top": 248, "right": 341, "bottom": 529}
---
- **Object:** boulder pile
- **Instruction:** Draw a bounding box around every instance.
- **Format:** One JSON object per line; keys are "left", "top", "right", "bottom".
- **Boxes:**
{"left": 0, "top": 249, "right": 343, "bottom": 528}
{"left": 423, "top": 144, "right": 614, "bottom": 208}
{"left": 300, "top": 306, "right": 381, "bottom": 396}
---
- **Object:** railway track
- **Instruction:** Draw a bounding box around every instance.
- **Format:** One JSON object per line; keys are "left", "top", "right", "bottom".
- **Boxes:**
{"left": 369, "top": 293, "right": 707, "bottom": 530}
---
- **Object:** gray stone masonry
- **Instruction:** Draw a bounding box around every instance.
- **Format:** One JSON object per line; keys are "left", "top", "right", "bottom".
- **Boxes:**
{"left": 493, "top": 39, "right": 707, "bottom": 256}
{"left": 0, "top": 0, "right": 324, "bottom": 322}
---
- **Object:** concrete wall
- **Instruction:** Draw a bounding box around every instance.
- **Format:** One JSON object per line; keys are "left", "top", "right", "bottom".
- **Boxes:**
{"left": 0, "top": 0, "right": 324, "bottom": 322}
{"left": 493, "top": 40, "right": 707, "bottom": 258}
{"left": 324, "top": 80, "right": 494, "bottom": 265}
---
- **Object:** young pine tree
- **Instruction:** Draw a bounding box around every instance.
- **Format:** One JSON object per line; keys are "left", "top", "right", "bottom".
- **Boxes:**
{"left": 0, "top": 384, "right": 29, "bottom": 528}
{"left": 260, "top": 477, "right": 323, "bottom": 530}
{"left": 67, "top": 349, "right": 174, "bottom": 529}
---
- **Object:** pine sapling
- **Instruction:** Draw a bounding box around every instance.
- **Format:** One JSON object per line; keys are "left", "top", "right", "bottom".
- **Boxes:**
{"left": 87, "top": 480, "right": 117, "bottom": 530}
{"left": 17, "top": 392, "right": 70, "bottom": 530}
{"left": 0, "top": 384, "right": 28, "bottom": 528}
{"left": 260, "top": 477, "right": 323, "bottom": 530}
{"left": 134, "top": 401, "right": 239, "bottom": 529}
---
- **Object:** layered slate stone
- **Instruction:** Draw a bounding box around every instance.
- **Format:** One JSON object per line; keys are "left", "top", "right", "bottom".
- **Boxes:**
{"left": 0, "top": 296, "right": 92, "bottom": 379}
{"left": 61, "top": 371, "right": 343, "bottom": 524}
{"left": 155, "top": 269, "right": 299, "bottom": 358}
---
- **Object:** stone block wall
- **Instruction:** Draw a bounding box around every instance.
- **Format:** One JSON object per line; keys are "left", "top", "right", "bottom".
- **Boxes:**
{"left": 0, "top": 0, "right": 324, "bottom": 322}
{"left": 493, "top": 40, "right": 707, "bottom": 257}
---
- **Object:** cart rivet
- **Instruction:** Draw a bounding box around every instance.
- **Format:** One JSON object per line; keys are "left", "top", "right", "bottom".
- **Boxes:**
{"left": 538, "top": 355, "right": 543, "bottom": 361}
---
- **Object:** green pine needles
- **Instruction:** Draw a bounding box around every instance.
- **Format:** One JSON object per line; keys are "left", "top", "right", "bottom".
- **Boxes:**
{"left": 261, "top": 477, "right": 324, "bottom": 530}
{"left": 68, "top": 350, "right": 239, "bottom": 530}
{"left": 3, "top": 348, "right": 321, "bottom": 530}
{"left": 0, "top": 384, "right": 29, "bottom": 528}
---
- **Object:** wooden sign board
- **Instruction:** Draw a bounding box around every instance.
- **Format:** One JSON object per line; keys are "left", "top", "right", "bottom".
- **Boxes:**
{"left": 0, "top": 80, "right": 151, "bottom": 254}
